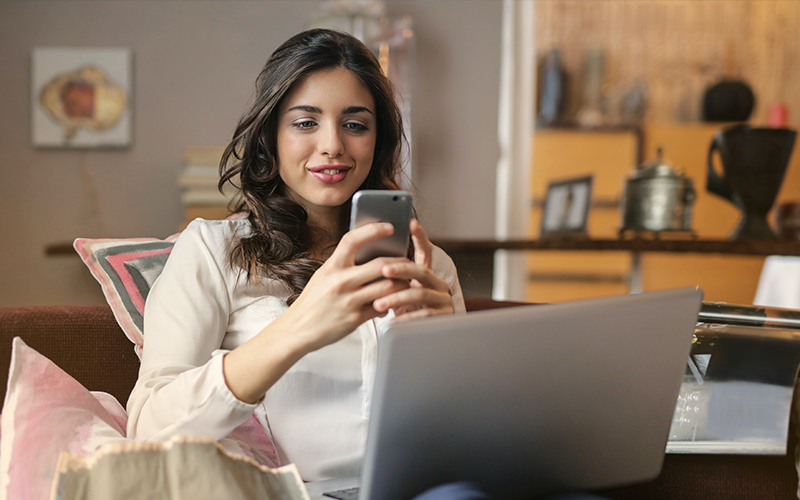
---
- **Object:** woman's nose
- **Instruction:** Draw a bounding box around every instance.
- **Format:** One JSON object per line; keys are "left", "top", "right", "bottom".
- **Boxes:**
{"left": 319, "top": 123, "right": 343, "bottom": 158}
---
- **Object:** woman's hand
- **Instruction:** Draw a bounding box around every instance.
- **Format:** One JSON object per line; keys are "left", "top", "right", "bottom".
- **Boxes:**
{"left": 277, "top": 222, "right": 412, "bottom": 351}
{"left": 372, "top": 219, "right": 455, "bottom": 321}
{"left": 223, "top": 222, "right": 410, "bottom": 403}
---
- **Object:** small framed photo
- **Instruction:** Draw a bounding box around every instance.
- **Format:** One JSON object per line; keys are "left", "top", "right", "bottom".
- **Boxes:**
{"left": 32, "top": 47, "right": 132, "bottom": 149}
{"left": 540, "top": 175, "right": 593, "bottom": 238}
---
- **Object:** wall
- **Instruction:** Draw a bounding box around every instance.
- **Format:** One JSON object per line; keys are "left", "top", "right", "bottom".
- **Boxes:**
{"left": 0, "top": 0, "right": 502, "bottom": 306}
{"left": 535, "top": 0, "right": 800, "bottom": 125}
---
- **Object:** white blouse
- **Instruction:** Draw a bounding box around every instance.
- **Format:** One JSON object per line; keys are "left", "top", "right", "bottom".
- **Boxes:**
{"left": 126, "top": 218, "right": 465, "bottom": 481}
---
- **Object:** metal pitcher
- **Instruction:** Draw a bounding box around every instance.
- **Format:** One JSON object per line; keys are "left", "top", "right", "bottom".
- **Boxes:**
{"left": 621, "top": 149, "right": 695, "bottom": 234}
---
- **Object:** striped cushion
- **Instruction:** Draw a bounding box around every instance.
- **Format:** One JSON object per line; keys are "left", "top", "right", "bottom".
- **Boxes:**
{"left": 73, "top": 234, "right": 179, "bottom": 357}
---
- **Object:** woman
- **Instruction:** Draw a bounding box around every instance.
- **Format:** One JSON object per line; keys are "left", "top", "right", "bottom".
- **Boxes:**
{"left": 126, "top": 28, "right": 465, "bottom": 482}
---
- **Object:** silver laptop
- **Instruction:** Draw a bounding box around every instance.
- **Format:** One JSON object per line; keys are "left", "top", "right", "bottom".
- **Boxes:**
{"left": 307, "top": 288, "right": 703, "bottom": 500}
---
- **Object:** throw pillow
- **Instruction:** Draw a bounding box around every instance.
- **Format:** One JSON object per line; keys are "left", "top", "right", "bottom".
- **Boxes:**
{"left": 73, "top": 234, "right": 180, "bottom": 357}
{"left": 74, "top": 213, "right": 247, "bottom": 357}
{"left": 0, "top": 337, "right": 127, "bottom": 500}
{"left": 0, "top": 338, "right": 282, "bottom": 499}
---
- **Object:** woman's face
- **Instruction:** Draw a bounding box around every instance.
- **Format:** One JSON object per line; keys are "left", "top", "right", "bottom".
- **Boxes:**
{"left": 276, "top": 68, "right": 377, "bottom": 222}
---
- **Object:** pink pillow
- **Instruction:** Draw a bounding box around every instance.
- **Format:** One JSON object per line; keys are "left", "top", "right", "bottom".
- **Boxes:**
{"left": 0, "top": 338, "right": 128, "bottom": 500}
{"left": 73, "top": 235, "right": 180, "bottom": 357}
{"left": 0, "top": 338, "right": 280, "bottom": 498}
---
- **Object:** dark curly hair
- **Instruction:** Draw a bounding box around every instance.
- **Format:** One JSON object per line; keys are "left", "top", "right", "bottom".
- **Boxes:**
{"left": 219, "top": 29, "right": 405, "bottom": 304}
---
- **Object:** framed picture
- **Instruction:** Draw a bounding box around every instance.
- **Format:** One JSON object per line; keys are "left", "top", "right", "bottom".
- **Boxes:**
{"left": 540, "top": 175, "right": 593, "bottom": 238}
{"left": 32, "top": 47, "right": 132, "bottom": 149}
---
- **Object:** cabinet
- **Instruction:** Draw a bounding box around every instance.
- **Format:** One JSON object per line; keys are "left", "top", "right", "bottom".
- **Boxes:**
{"left": 525, "top": 124, "right": 800, "bottom": 305}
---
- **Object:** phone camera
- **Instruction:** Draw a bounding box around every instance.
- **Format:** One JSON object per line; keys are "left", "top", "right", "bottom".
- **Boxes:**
{"left": 392, "top": 195, "right": 399, "bottom": 201}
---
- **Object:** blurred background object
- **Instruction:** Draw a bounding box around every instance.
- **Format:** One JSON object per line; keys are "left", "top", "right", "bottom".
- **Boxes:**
{"left": 768, "top": 102, "right": 790, "bottom": 128}
{"left": 537, "top": 48, "right": 565, "bottom": 127}
{"left": 576, "top": 47, "right": 605, "bottom": 127}
{"left": 702, "top": 79, "right": 755, "bottom": 122}
{"left": 620, "top": 147, "right": 695, "bottom": 237}
{"left": 775, "top": 201, "right": 800, "bottom": 241}
{"left": 706, "top": 125, "right": 796, "bottom": 240}
{"left": 535, "top": 0, "right": 800, "bottom": 127}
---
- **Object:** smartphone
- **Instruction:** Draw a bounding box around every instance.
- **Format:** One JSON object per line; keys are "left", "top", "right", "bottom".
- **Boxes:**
{"left": 349, "top": 190, "right": 413, "bottom": 265}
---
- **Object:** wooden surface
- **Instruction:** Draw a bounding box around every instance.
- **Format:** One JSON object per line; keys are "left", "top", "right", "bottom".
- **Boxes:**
{"left": 535, "top": 0, "right": 800, "bottom": 127}
{"left": 436, "top": 238, "right": 800, "bottom": 256}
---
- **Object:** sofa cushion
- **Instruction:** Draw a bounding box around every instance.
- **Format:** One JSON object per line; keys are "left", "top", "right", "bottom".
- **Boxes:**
{"left": 0, "top": 305, "right": 139, "bottom": 405}
{"left": 74, "top": 235, "right": 180, "bottom": 357}
{"left": 73, "top": 215, "right": 248, "bottom": 357}
{"left": 0, "top": 337, "right": 282, "bottom": 499}
{"left": 0, "top": 337, "right": 127, "bottom": 500}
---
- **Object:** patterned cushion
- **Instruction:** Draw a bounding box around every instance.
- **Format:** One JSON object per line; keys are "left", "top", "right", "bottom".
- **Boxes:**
{"left": 74, "top": 215, "right": 247, "bottom": 357}
{"left": 74, "top": 234, "right": 179, "bottom": 357}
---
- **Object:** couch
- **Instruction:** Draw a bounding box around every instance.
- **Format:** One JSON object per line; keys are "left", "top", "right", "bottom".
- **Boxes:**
{"left": 0, "top": 299, "right": 797, "bottom": 500}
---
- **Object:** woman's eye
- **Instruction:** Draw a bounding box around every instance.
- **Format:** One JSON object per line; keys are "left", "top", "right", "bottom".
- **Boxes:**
{"left": 292, "top": 120, "right": 317, "bottom": 130}
{"left": 344, "top": 122, "right": 368, "bottom": 132}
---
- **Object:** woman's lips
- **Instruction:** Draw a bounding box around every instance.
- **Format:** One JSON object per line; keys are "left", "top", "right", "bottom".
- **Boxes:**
{"left": 308, "top": 165, "right": 352, "bottom": 184}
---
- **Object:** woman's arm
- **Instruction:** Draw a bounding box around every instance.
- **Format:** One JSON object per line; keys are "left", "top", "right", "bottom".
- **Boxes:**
{"left": 222, "top": 222, "right": 411, "bottom": 403}
{"left": 126, "top": 220, "right": 254, "bottom": 441}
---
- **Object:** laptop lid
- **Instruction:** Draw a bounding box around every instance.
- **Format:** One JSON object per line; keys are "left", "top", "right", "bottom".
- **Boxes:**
{"left": 359, "top": 287, "right": 703, "bottom": 500}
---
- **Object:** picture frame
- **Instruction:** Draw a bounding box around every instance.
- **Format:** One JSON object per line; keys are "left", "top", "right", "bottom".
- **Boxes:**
{"left": 31, "top": 47, "right": 132, "bottom": 149}
{"left": 540, "top": 175, "right": 593, "bottom": 238}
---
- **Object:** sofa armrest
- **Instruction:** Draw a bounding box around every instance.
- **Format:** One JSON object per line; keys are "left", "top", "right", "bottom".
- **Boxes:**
{"left": 0, "top": 305, "right": 139, "bottom": 406}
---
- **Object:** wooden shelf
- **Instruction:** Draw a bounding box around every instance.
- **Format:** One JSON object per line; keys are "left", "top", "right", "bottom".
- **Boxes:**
{"left": 434, "top": 238, "right": 800, "bottom": 257}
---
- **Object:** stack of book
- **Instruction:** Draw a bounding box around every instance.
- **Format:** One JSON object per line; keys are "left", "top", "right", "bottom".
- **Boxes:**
{"left": 177, "top": 145, "right": 235, "bottom": 228}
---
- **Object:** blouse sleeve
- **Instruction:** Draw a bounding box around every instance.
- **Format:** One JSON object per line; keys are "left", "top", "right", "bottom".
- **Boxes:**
{"left": 431, "top": 245, "right": 467, "bottom": 314}
{"left": 126, "top": 220, "right": 258, "bottom": 442}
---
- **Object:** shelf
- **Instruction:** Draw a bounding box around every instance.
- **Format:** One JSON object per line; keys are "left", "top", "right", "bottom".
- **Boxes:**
{"left": 434, "top": 238, "right": 800, "bottom": 257}
{"left": 434, "top": 237, "right": 800, "bottom": 296}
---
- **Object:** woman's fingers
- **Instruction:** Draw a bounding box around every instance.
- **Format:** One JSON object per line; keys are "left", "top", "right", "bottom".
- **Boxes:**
{"left": 330, "top": 222, "right": 395, "bottom": 267}
{"left": 351, "top": 276, "right": 411, "bottom": 307}
{"left": 380, "top": 261, "right": 449, "bottom": 294}
{"left": 334, "top": 256, "right": 411, "bottom": 289}
{"left": 373, "top": 286, "right": 453, "bottom": 315}
{"left": 410, "top": 218, "right": 433, "bottom": 268}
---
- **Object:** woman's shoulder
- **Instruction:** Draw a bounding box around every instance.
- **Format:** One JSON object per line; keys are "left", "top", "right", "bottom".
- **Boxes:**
{"left": 181, "top": 216, "right": 250, "bottom": 241}
{"left": 173, "top": 217, "right": 251, "bottom": 259}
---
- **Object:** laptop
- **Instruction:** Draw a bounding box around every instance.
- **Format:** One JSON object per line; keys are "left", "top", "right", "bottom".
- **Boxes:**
{"left": 306, "top": 288, "right": 703, "bottom": 500}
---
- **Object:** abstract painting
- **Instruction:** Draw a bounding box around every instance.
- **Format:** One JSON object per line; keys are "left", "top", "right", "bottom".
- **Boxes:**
{"left": 32, "top": 48, "right": 132, "bottom": 148}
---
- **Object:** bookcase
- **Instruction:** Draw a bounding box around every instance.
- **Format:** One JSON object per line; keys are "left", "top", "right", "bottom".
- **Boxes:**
{"left": 526, "top": 123, "right": 800, "bottom": 305}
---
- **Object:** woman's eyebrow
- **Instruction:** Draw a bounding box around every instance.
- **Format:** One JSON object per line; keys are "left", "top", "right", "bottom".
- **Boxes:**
{"left": 286, "top": 105, "right": 321, "bottom": 113}
{"left": 285, "top": 105, "right": 373, "bottom": 115}
{"left": 342, "top": 106, "right": 373, "bottom": 115}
